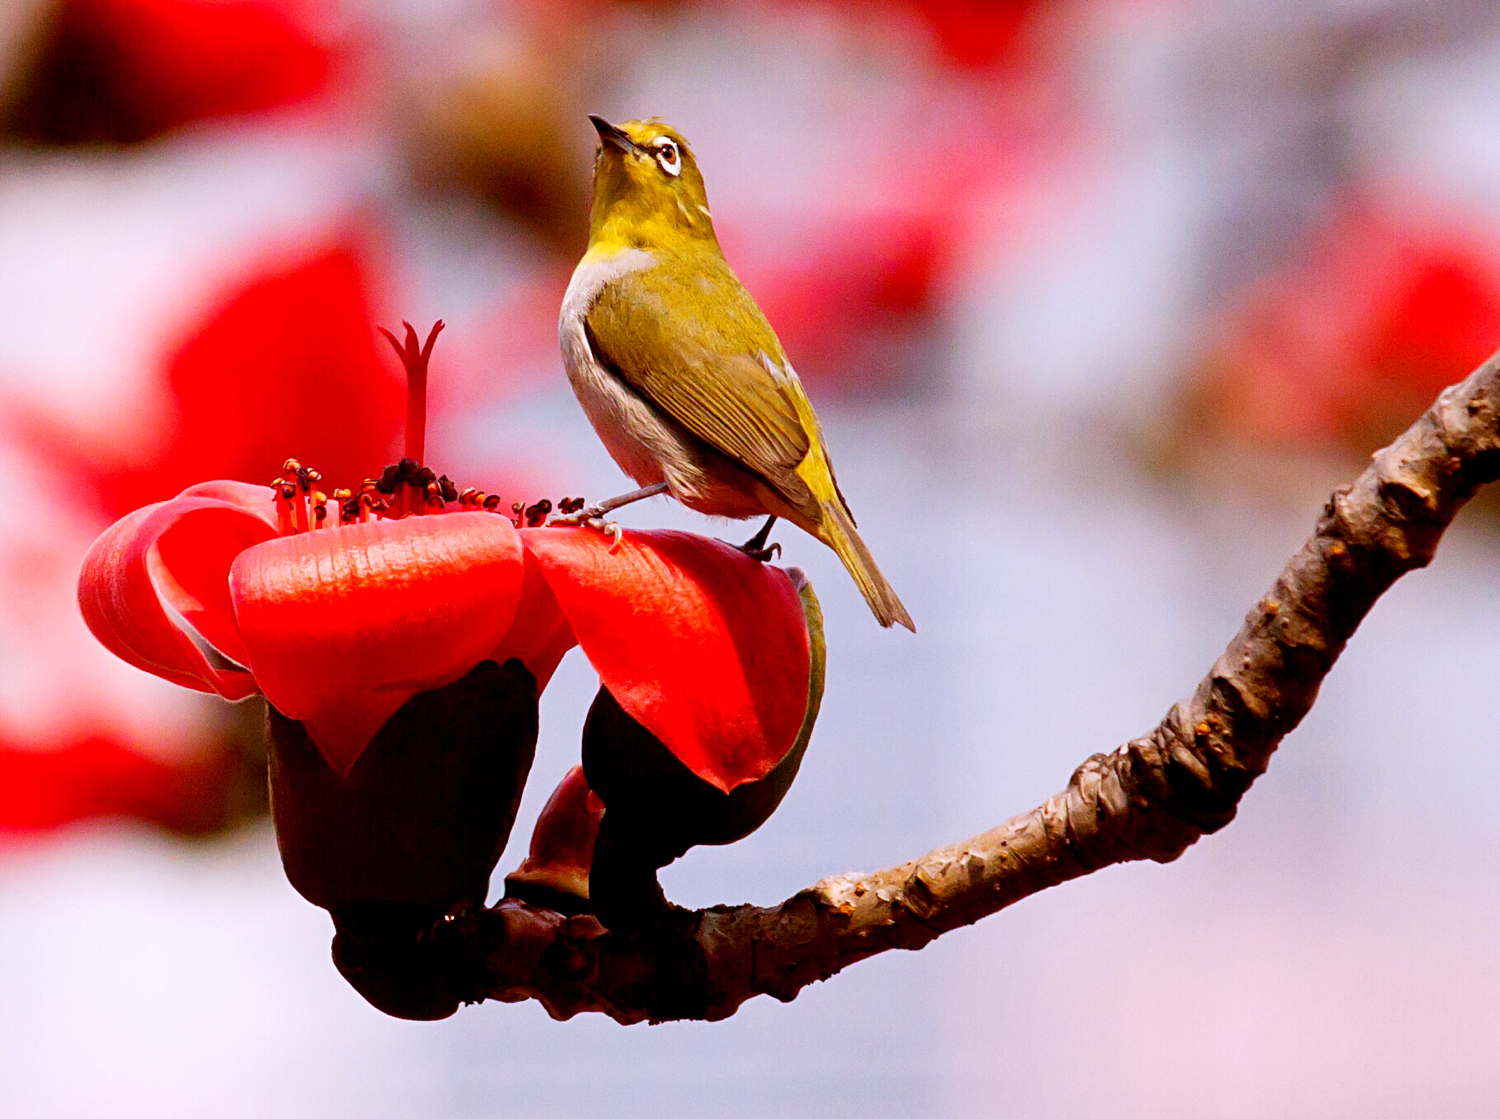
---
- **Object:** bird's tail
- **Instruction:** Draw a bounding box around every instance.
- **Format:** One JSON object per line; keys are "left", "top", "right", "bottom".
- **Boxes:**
{"left": 816, "top": 501, "right": 915, "bottom": 632}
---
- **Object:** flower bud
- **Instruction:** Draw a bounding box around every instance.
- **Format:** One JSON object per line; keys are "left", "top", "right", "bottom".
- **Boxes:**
{"left": 504, "top": 764, "right": 603, "bottom": 915}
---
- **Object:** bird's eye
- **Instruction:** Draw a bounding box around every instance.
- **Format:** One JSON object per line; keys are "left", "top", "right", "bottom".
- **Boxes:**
{"left": 655, "top": 141, "right": 681, "bottom": 177}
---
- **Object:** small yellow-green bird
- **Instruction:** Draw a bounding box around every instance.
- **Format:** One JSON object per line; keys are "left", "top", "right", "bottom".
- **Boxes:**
{"left": 557, "top": 115, "right": 914, "bottom": 631}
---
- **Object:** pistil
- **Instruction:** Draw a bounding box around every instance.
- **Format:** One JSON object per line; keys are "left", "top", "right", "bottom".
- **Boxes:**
{"left": 266, "top": 319, "right": 578, "bottom": 536}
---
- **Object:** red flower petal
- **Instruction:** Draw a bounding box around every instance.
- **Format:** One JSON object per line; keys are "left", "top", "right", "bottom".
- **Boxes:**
{"left": 178, "top": 479, "right": 281, "bottom": 529}
{"left": 79, "top": 493, "right": 276, "bottom": 699}
{"left": 521, "top": 528, "right": 812, "bottom": 793}
{"left": 152, "top": 480, "right": 280, "bottom": 668}
{"left": 498, "top": 547, "right": 578, "bottom": 693}
{"left": 229, "top": 513, "right": 538, "bottom": 772}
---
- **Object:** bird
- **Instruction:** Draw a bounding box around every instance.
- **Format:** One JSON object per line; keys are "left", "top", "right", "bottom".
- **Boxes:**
{"left": 555, "top": 115, "right": 914, "bottom": 632}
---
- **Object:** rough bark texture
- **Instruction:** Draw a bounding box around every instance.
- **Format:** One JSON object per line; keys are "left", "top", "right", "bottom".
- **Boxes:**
{"left": 429, "top": 356, "right": 1500, "bottom": 1024}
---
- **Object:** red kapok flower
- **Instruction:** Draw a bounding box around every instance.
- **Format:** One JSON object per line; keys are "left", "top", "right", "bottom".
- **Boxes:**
{"left": 77, "top": 320, "right": 824, "bottom": 1011}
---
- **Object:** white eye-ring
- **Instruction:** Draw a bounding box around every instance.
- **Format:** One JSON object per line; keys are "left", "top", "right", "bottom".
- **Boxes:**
{"left": 655, "top": 140, "right": 681, "bottom": 177}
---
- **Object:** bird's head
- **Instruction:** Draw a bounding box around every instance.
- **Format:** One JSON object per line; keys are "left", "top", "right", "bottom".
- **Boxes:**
{"left": 586, "top": 116, "right": 717, "bottom": 252}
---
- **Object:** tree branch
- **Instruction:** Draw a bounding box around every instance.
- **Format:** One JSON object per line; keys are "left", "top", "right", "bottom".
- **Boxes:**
{"left": 444, "top": 355, "right": 1500, "bottom": 1024}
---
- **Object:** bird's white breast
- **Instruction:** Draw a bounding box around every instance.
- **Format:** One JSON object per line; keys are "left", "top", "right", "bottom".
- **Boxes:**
{"left": 558, "top": 247, "right": 680, "bottom": 489}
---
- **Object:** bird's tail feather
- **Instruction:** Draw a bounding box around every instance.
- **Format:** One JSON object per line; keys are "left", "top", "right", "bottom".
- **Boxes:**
{"left": 817, "top": 501, "right": 914, "bottom": 632}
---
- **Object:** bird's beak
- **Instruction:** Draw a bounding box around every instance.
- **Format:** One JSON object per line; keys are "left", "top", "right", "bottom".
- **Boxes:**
{"left": 589, "top": 114, "right": 638, "bottom": 155}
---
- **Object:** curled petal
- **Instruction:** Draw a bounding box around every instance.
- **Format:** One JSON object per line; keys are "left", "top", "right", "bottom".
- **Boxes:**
{"left": 229, "top": 512, "right": 532, "bottom": 772}
{"left": 151, "top": 500, "right": 280, "bottom": 669}
{"left": 79, "top": 493, "right": 277, "bottom": 699}
{"left": 521, "top": 528, "right": 812, "bottom": 793}
{"left": 179, "top": 479, "right": 281, "bottom": 529}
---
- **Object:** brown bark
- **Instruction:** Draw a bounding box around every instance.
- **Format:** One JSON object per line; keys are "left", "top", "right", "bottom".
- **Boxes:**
{"left": 433, "top": 355, "right": 1500, "bottom": 1024}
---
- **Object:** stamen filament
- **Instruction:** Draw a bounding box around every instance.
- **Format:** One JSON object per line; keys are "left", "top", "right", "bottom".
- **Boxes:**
{"left": 269, "top": 320, "right": 542, "bottom": 536}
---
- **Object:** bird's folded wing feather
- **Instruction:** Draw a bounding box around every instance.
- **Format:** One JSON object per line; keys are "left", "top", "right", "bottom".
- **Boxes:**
{"left": 583, "top": 260, "right": 812, "bottom": 490}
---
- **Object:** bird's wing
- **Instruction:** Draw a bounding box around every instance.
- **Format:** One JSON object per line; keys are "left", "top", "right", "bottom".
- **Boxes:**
{"left": 583, "top": 257, "right": 813, "bottom": 492}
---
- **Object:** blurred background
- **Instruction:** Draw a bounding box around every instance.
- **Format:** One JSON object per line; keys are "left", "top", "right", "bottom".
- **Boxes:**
{"left": 0, "top": 0, "right": 1497, "bottom": 1114}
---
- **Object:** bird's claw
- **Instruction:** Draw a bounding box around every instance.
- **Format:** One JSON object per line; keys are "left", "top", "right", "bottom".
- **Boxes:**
{"left": 738, "top": 540, "right": 781, "bottom": 563}
{"left": 730, "top": 515, "right": 780, "bottom": 563}
{"left": 545, "top": 507, "right": 623, "bottom": 551}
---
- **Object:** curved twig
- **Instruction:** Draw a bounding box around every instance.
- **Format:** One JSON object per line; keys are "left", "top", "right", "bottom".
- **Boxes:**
{"left": 446, "top": 355, "right": 1500, "bottom": 1024}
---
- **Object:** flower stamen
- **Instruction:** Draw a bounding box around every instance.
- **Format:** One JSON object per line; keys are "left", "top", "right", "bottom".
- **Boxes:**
{"left": 266, "top": 322, "right": 578, "bottom": 536}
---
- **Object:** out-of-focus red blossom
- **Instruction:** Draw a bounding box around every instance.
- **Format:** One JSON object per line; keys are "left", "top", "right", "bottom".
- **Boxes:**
{"left": 0, "top": 737, "right": 252, "bottom": 834}
{"left": 160, "top": 244, "right": 402, "bottom": 509}
{"left": 723, "top": 22, "right": 1068, "bottom": 390}
{"left": 540, "top": 0, "right": 1051, "bottom": 71}
{"left": 5, "top": 0, "right": 339, "bottom": 145}
{"left": 1189, "top": 202, "right": 1500, "bottom": 452}
{"left": 820, "top": 0, "right": 1048, "bottom": 71}
{"left": 690, "top": 91, "right": 1060, "bottom": 393}
{"left": 0, "top": 239, "right": 397, "bottom": 836}
{"left": 13, "top": 241, "right": 402, "bottom": 520}
{"left": 79, "top": 479, "right": 815, "bottom": 789}
{"left": 0, "top": 453, "right": 263, "bottom": 835}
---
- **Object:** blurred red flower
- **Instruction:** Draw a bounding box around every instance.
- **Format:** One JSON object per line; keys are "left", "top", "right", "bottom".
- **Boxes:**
{"left": 0, "top": 238, "right": 401, "bottom": 836}
{"left": 4, "top": 0, "right": 340, "bottom": 144}
{"left": 1187, "top": 199, "right": 1500, "bottom": 455}
{"left": 17, "top": 240, "right": 403, "bottom": 521}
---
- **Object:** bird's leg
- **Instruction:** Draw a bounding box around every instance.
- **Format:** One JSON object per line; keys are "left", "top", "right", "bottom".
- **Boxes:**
{"left": 736, "top": 515, "right": 781, "bottom": 562}
{"left": 545, "top": 481, "right": 670, "bottom": 546}
{"left": 547, "top": 480, "right": 670, "bottom": 522}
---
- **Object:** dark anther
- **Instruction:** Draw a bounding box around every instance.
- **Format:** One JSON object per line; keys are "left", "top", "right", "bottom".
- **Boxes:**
{"left": 415, "top": 466, "right": 437, "bottom": 488}
{"left": 559, "top": 496, "right": 586, "bottom": 515}
{"left": 314, "top": 505, "right": 328, "bottom": 523}
{"left": 438, "top": 475, "right": 458, "bottom": 503}
{"left": 523, "top": 499, "right": 553, "bottom": 527}
{"left": 483, "top": 495, "right": 503, "bottom": 511}
{"left": 377, "top": 458, "right": 423, "bottom": 494}
{"left": 342, "top": 498, "right": 361, "bottom": 521}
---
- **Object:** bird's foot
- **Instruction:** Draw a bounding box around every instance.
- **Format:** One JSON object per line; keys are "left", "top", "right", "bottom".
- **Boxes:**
{"left": 545, "top": 501, "right": 623, "bottom": 550}
{"left": 732, "top": 515, "right": 780, "bottom": 563}
{"left": 737, "top": 539, "right": 781, "bottom": 563}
